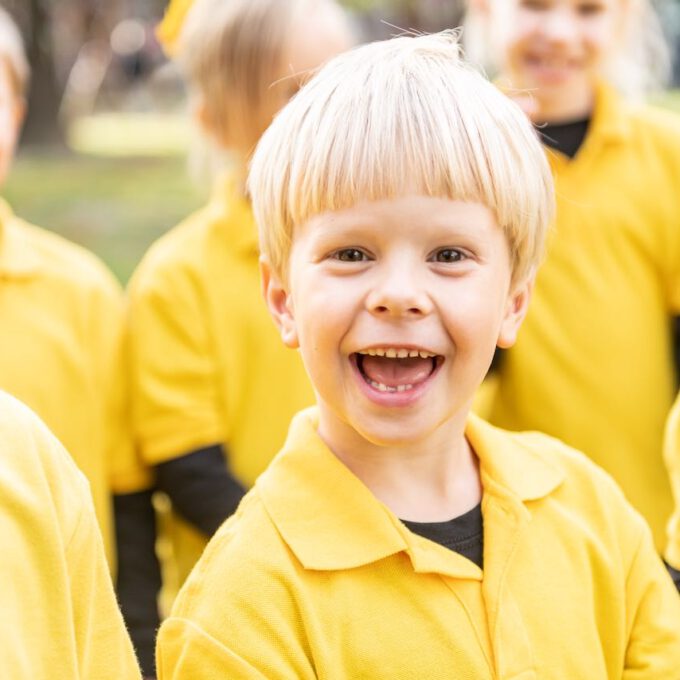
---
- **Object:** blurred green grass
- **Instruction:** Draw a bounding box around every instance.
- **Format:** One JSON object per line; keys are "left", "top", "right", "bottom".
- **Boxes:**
{"left": 4, "top": 137, "right": 203, "bottom": 284}
{"left": 5, "top": 93, "right": 680, "bottom": 286}
{"left": 655, "top": 90, "right": 680, "bottom": 113}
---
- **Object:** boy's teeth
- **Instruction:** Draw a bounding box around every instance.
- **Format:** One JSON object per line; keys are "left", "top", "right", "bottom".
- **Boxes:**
{"left": 367, "top": 378, "right": 414, "bottom": 393}
{"left": 358, "top": 348, "right": 436, "bottom": 358}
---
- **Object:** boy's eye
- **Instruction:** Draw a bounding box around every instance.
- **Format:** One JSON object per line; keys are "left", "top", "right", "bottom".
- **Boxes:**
{"left": 430, "top": 248, "right": 467, "bottom": 263}
{"left": 520, "top": 0, "right": 550, "bottom": 10}
{"left": 331, "top": 248, "right": 369, "bottom": 262}
{"left": 576, "top": 1, "right": 604, "bottom": 16}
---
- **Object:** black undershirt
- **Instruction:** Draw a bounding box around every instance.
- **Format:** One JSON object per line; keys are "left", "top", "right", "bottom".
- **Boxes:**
{"left": 402, "top": 502, "right": 484, "bottom": 569}
{"left": 666, "top": 562, "right": 680, "bottom": 593}
{"left": 538, "top": 117, "right": 590, "bottom": 159}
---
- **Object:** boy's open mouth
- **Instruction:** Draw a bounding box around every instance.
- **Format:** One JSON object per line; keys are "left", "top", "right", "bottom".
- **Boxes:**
{"left": 352, "top": 348, "right": 443, "bottom": 393}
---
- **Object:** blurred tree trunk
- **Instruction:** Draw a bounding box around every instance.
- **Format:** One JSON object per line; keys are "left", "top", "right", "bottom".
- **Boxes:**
{"left": 15, "top": 0, "right": 124, "bottom": 147}
{"left": 19, "top": 0, "right": 64, "bottom": 146}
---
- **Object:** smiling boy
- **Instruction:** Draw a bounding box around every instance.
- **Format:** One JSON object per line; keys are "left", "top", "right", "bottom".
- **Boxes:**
{"left": 156, "top": 33, "right": 680, "bottom": 679}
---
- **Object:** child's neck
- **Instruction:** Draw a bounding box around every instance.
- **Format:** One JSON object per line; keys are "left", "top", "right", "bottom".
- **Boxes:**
{"left": 317, "top": 412, "right": 482, "bottom": 522}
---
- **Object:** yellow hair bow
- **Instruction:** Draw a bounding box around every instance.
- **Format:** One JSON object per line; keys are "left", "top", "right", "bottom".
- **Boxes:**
{"left": 156, "top": 0, "right": 195, "bottom": 56}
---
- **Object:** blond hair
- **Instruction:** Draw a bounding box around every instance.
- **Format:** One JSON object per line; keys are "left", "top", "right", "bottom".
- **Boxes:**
{"left": 464, "top": 0, "right": 670, "bottom": 99}
{"left": 249, "top": 31, "right": 554, "bottom": 285}
{"left": 177, "top": 0, "right": 344, "bottom": 157}
{"left": 0, "top": 7, "right": 29, "bottom": 96}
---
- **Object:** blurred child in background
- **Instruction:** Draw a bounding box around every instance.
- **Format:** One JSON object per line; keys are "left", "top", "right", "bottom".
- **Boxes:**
{"left": 465, "top": 0, "right": 680, "bottom": 560}
{"left": 0, "top": 7, "right": 147, "bottom": 575}
{"left": 120, "top": 0, "right": 352, "bottom": 674}
{"left": 0, "top": 391, "right": 142, "bottom": 679}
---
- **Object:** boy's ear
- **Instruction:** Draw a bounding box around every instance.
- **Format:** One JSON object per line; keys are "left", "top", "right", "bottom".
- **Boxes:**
{"left": 192, "top": 98, "right": 215, "bottom": 137}
{"left": 497, "top": 276, "right": 533, "bottom": 349}
{"left": 260, "top": 256, "right": 299, "bottom": 349}
{"left": 14, "top": 96, "right": 26, "bottom": 130}
{"left": 191, "top": 96, "right": 229, "bottom": 146}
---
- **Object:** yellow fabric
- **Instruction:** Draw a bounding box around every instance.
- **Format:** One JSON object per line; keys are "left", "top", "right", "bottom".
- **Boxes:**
{"left": 0, "top": 200, "right": 149, "bottom": 568}
{"left": 482, "top": 84, "right": 680, "bottom": 550}
{"left": 0, "top": 391, "right": 141, "bottom": 679}
{"left": 156, "top": 0, "right": 194, "bottom": 56}
{"left": 128, "top": 174, "right": 314, "bottom": 586}
{"left": 157, "top": 408, "right": 680, "bottom": 679}
{"left": 663, "top": 392, "right": 680, "bottom": 568}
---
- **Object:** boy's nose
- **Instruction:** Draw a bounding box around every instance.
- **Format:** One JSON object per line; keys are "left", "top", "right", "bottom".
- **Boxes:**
{"left": 541, "top": 8, "right": 579, "bottom": 43}
{"left": 365, "top": 267, "right": 433, "bottom": 319}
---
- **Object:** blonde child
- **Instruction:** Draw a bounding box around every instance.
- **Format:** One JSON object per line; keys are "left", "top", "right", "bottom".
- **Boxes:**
{"left": 123, "top": 0, "right": 352, "bottom": 674}
{"left": 0, "top": 8, "right": 148, "bottom": 571}
{"left": 156, "top": 32, "right": 680, "bottom": 678}
{"left": 0, "top": 391, "right": 141, "bottom": 678}
{"left": 465, "top": 0, "right": 680, "bottom": 556}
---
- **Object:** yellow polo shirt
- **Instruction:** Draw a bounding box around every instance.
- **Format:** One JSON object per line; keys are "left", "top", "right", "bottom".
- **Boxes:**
{"left": 128, "top": 174, "right": 313, "bottom": 582}
{"left": 0, "top": 391, "right": 141, "bottom": 679}
{"left": 157, "top": 408, "right": 680, "bottom": 679}
{"left": 485, "top": 85, "right": 680, "bottom": 550}
{"left": 0, "top": 200, "right": 148, "bottom": 567}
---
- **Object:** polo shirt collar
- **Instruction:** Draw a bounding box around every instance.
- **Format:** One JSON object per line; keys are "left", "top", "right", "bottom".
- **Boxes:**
{"left": 0, "top": 198, "right": 40, "bottom": 279}
{"left": 209, "top": 171, "right": 259, "bottom": 257}
{"left": 257, "top": 408, "right": 564, "bottom": 576}
{"left": 586, "top": 81, "right": 631, "bottom": 145}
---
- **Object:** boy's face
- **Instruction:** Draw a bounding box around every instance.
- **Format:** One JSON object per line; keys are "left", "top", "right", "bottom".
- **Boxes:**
{"left": 494, "top": 0, "right": 624, "bottom": 119}
{"left": 0, "top": 59, "right": 23, "bottom": 186}
{"left": 264, "top": 195, "right": 531, "bottom": 450}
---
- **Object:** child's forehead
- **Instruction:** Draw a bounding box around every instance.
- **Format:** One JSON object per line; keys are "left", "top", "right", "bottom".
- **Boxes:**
{"left": 292, "top": 195, "right": 501, "bottom": 240}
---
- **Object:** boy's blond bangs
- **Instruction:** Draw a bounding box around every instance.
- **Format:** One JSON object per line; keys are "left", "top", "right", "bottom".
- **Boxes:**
{"left": 249, "top": 32, "right": 553, "bottom": 284}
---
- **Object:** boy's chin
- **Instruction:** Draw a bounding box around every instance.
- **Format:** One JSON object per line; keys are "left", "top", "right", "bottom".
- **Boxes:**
{"left": 350, "top": 413, "right": 458, "bottom": 449}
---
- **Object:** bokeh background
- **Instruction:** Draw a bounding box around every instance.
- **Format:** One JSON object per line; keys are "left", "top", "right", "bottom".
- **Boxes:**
{"left": 5, "top": 0, "right": 680, "bottom": 283}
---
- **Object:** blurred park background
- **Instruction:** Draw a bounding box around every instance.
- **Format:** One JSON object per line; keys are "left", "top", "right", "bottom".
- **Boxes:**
{"left": 6, "top": 0, "right": 680, "bottom": 283}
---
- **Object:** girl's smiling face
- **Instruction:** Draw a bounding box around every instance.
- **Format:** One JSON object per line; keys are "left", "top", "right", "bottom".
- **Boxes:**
{"left": 263, "top": 196, "right": 531, "bottom": 459}
{"left": 492, "top": 0, "right": 627, "bottom": 121}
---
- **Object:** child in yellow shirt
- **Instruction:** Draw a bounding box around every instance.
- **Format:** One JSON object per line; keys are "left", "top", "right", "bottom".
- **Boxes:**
{"left": 0, "top": 391, "right": 141, "bottom": 679}
{"left": 465, "top": 0, "right": 680, "bottom": 556}
{"left": 0, "top": 7, "right": 148, "bottom": 567}
{"left": 123, "top": 0, "right": 352, "bottom": 674}
{"left": 156, "top": 32, "right": 680, "bottom": 679}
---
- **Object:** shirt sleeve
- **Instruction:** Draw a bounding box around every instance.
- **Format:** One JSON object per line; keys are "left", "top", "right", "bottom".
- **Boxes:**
{"left": 157, "top": 618, "right": 272, "bottom": 680}
{"left": 155, "top": 517, "right": 318, "bottom": 680}
{"left": 92, "top": 277, "right": 152, "bottom": 495}
{"left": 623, "top": 522, "right": 680, "bottom": 678}
{"left": 155, "top": 444, "right": 245, "bottom": 536}
{"left": 128, "top": 260, "right": 223, "bottom": 466}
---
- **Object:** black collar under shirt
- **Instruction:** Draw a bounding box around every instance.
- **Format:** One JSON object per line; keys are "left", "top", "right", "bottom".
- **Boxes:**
{"left": 402, "top": 502, "right": 484, "bottom": 569}
{"left": 537, "top": 117, "right": 591, "bottom": 159}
